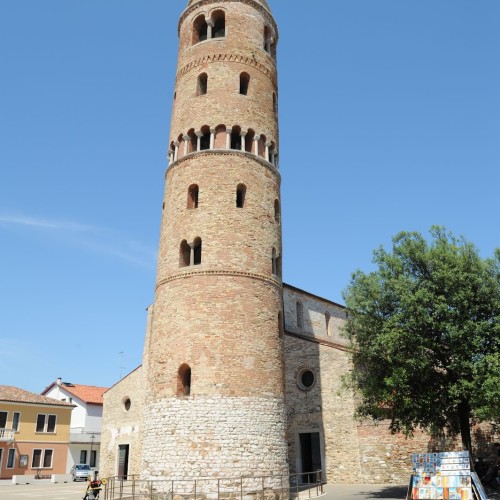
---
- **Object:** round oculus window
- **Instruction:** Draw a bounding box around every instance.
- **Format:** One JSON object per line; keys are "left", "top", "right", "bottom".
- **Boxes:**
{"left": 297, "top": 368, "right": 315, "bottom": 391}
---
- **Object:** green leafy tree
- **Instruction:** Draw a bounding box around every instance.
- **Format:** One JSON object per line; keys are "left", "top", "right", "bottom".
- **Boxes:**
{"left": 342, "top": 227, "right": 500, "bottom": 454}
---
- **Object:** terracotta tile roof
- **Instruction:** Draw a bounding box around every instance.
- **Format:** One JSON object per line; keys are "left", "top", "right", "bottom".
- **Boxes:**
{"left": 0, "top": 386, "right": 74, "bottom": 407}
{"left": 42, "top": 383, "right": 108, "bottom": 405}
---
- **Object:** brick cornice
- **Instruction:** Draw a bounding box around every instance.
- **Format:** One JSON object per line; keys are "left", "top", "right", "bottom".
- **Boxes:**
{"left": 176, "top": 52, "right": 277, "bottom": 86}
{"left": 166, "top": 149, "right": 281, "bottom": 180}
{"left": 156, "top": 269, "right": 282, "bottom": 291}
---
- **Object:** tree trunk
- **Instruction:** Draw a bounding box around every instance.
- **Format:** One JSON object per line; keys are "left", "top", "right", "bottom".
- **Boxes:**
{"left": 458, "top": 400, "right": 473, "bottom": 463}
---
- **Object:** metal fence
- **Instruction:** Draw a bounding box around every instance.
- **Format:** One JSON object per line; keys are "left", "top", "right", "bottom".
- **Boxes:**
{"left": 102, "top": 471, "right": 324, "bottom": 500}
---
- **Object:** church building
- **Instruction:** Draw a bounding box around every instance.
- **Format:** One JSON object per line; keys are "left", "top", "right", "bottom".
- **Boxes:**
{"left": 99, "top": 0, "right": 497, "bottom": 487}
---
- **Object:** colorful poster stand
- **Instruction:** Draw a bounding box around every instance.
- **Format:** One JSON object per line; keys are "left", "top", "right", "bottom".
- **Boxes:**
{"left": 410, "top": 451, "right": 473, "bottom": 499}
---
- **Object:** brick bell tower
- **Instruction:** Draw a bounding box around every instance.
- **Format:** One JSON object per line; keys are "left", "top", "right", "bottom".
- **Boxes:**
{"left": 141, "top": 0, "right": 288, "bottom": 481}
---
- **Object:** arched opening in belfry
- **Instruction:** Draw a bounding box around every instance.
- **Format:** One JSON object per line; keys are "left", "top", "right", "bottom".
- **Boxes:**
{"left": 187, "top": 129, "right": 197, "bottom": 153}
{"left": 272, "top": 248, "right": 278, "bottom": 276}
{"left": 197, "top": 73, "right": 208, "bottom": 96}
{"left": 193, "top": 15, "right": 208, "bottom": 44}
{"left": 230, "top": 126, "right": 242, "bottom": 150}
{"left": 296, "top": 301, "right": 304, "bottom": 329}
{"left": 212, "top": 10, "right": 226, "bottom": 38}
{"left": 269, "top": 142, "right": 277, "bottom": 165}
{"left": 177, "top": 364, "right": 191, "bottom": 396}
{"left": 177, "top": 134, "right": 185, "bottom": 159}
{"left": 271, "top": 248, "right": 282, "bottom": 278}
{"left": 180, "top": 240, "right": 190, "bottom": 267}
{"left": 193, "top": 237, "right": 202, "bottom": 265}
{"left": 245, "top": 129, "right": 255, "bottom": 153}
{"left": 169, "top": 141, "right": 175, "bottom": 161}
{"left": 236, "top": 184, "right": 246, "bottom": 208}
{"left": 258, "top": 134, "right": 267, "bottom": 158}
{"left": 240, "top": 72, "right": 250, "bottom": 95}
{"left": 214, "top": 124, "right": 226, "bottom": 149}
{"left": 200, "top": 125, "right": 211, "bottom": 150}
{"left": 187, "top": 184, "right": 199, "bottom": 209}
{"left": 274, "top": 199, "right": 280, "bottom": 223}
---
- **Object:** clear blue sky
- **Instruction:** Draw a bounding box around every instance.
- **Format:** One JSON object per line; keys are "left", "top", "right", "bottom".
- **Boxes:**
{"left": 1, "top": 1, "right": 499, "bottom": 394}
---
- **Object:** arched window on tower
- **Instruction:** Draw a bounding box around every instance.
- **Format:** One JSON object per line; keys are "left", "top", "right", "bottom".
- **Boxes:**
{"left": 180, "top": 240, "right": 191, "bottom": 267}
{"left": 193, "top": 15, "right": 208, "bottom": 44}
{"left": 214, "top": 124, "right": 226, "bottom": 149}
{"left": 193, "top": 237, "right": 202, "bottom": 265}
{"left": 236, "top": 184, "right": 246, "bottom": 208}
{"left": 187, "top": 184, "right": 199, "bottom": 209}
{"left": 263, "top": 26, "right": 276, "bottom": 59}
{"left": 197, "top": 73, "right": 208, "bottom": 96}
{"left": 240, "top": 72, "right": 250, "bottom": 95}
{"left": 296, "top": 301, "right": 304, "bottom": 329}
{"left": 212, "top": 10, "right": 226, "bottom": 38}
{"left": 230, "top": 126, "right": 242, "bottom": 150}
{"left": 274, "top": 199, "right": 280, "bottom": 223}
{"left": 177, "top": 364, "right": 191, "bottom": 396}
{"left": 245, "top": 129, "right": 255, "bottom": 153}
{"left": 273, "top": 92, "right": 278, "bottom": 115}
{"left": 200, "top": 125, "right": 211, "bottom": 150}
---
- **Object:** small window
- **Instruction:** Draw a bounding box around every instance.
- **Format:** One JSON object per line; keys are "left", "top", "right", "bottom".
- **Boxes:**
{"left": 197, "top": 73, "right": 208, "bottom": 96}
{"left": 46, "top": 415, "right": 56, "bottom": 433}
{"left": 80, "top": 450, "right": 88, "bottom": 465}
{"left": 7, "top": 449, "right": 15, "bottom": 469}
{"left": 43, "top": 449, "right": 53, "bottom": 468}
{"left": 240, "top": 72, "right": 250, "bottom": 95}
{"left": 123, "top": 397, "right": 131, "bottom": 411}
{"left": 296, "top": 301, "right": 304, "bottom": 329}
{"left": 90, "top": 450, "right": 97, "bottom": 468}
{"left": 273, "top": 92, "right": 278, "bottom": 114}
{"left": 236, "top": 184, "right": 246, "bottom": 208}
{"left": 193, "top": 238, "right": 202, "bottom": 265}
{"left": 212, "top": 11, "right": 226, "bottom": 38}
{"left": 180, "top": 240, "right": 191, "bottom": 267}
{"left": 274, "top": 199, "right": 280, "bottom": 223}
{"left": 36, "top": 414, "right": 46, "bottom": 433}
{"left": 193, "top": 15, "right": 208, "bottom": 44}
{"left": 0, "top": 411, "right": 6, "bottom": 428}
{"left": 188, "top": 184, "right": 199, "bottom": 209}
{"left": 177, "top": 364, "right": 192, "bottom": 396}
{"left": 32, "top": 449, "right": 42, "bottom": 468}
{"left": 297, "top": 368, "right": 315, "bottom": 391}
{"left": 12, "top": 412, "right": 20, "bottom": 431}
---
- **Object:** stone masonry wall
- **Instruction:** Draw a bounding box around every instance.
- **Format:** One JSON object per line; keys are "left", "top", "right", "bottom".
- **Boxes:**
{"left": 99, "top": 366, "right": 144, "bottom": 479}
{"left": 141, "top": 396, "right": 288, "bottom": 480}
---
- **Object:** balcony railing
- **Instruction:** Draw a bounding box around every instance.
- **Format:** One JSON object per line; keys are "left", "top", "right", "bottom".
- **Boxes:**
{"left": 0, "top": 428, "right": 15, "bottom": 441}
{"left": 69, "top": 429, "right": 101, "bottom": 444}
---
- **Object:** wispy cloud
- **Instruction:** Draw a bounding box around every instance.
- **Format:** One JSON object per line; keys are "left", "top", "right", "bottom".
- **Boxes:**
{"left": 0, "top": 213, "right": 157, "bottom": 267}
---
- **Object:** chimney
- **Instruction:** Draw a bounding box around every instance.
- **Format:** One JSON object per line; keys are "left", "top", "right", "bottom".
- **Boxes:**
{"left": 56, "top": 377, "right": 62, "bottom": 386}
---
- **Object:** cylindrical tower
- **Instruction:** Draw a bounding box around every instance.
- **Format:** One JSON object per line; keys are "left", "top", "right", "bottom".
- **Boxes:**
{"left": 142, "top": 0, "right": 287, "bottom": 481}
